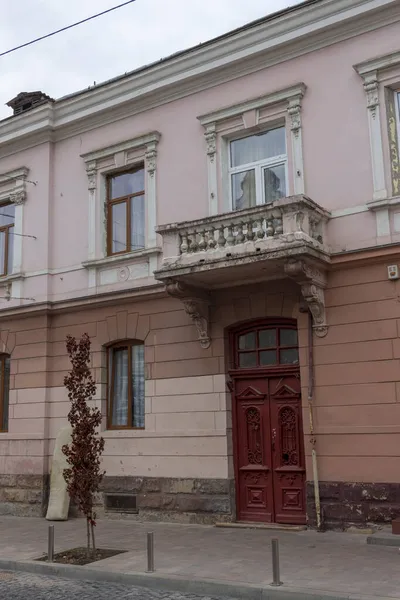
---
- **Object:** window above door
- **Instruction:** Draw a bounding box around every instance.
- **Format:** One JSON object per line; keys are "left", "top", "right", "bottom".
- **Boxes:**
{"left": 233, "top": 321, "right": 299, "bottom": 370}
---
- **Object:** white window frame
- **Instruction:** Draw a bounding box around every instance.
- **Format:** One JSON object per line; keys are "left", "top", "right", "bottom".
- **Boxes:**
{"left": 198, "top": 83, "right": 306, "bottom": 216}
{"left": 228, "top": 127, "right": 288, "bottom": 211}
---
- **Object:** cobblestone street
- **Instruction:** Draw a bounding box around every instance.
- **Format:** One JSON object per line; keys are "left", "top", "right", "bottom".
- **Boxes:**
{"left": 0, "top": 570, "right": 231, "bottom": 600}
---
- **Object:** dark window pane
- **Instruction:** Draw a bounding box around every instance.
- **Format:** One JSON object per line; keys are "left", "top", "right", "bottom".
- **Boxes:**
{"left": 130, "top": 194, "right": 145, "bottom": 250}
{"left": 238, "top": 332, "right": 256, "bottom": 350}
{"left": 280, "top": 329, "right": 298, "bottom": 346}
{"left": 280, "top": 348, "right": 299, "bottom": 365}
{"left": 239, "top": 352, "right": 257, "bottom": 368}
{"left": 131, "top": 344, "right": 145, "bottom": 428}
{"left": 232, "top": 170, "right": 256, "bottom": 211}
{"left": 230, "top": 128, "right": 286, "bottom": 168}
{"left": 258, "top": 329, "right": 276, "bottom": 348}
{"left": 264, "top": 164, "right": 286, "bottom": 203}
{"left": 111, "top": 202, "right": 127, "bottom": 253}
{"left": 260, "top": 350, "right": 277, "bottom": 366}
{"left": 110, "top": 169, "right": 144, "bottom": 199}
{"left": 111, "top": 348, "right": 129, "bottom": 426}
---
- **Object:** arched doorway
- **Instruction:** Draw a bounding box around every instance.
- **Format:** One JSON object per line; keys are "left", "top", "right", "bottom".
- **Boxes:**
{"left": 229, "top": 318, "right": 306, "bottom": 524}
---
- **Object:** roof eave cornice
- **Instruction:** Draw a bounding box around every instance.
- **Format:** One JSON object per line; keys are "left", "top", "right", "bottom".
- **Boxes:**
{"left": 0, "top": 0, "right": 399, "bottom": 154}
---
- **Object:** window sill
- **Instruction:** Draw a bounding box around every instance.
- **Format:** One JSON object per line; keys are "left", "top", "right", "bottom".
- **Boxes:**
{"left": 367, "top": 196, "right": 400, "bottom": 211}
{"left": 0, "top": 271, "right": 24, "bottom": 284}
{"left": 82, "top": 247, "right": 161, "bottom": 269}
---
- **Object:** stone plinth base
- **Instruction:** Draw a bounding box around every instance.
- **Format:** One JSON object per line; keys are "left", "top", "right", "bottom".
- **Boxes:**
{"left": 0, "top": 475, "right": 49, "bottom": 517}
{"left": 99, "top": 476, "right": 235, "bottom": 524}
{"left": 307, "top": 482, "right": 400, "bottom": 529}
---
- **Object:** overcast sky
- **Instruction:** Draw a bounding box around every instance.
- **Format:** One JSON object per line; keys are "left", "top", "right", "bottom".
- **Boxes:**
{"left": 0, "top": 0, "right": 302, "bottom": 120}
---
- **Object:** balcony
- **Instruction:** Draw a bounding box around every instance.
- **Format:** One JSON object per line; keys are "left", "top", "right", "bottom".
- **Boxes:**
{"left": 154, "top": 195, "right": 331, "bottom": 345}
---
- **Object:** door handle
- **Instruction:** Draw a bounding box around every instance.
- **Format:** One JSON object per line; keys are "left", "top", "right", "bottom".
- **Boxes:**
{"left": 272, "top": 428, "right": 277, "bottom": 451}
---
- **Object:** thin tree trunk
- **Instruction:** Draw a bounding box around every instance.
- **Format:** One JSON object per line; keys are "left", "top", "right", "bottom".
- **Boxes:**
{"left": 86, "top": 518, "right": 91, "bottom": 557}
{"left": 90, "top": 519, "right": 96, "bottom": 558}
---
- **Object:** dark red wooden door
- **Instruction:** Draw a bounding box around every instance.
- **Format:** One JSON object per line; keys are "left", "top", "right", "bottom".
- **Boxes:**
{"left": 234, "top": 377, "right": 274, "bottom": 522}
{"left": 230, "top": 320, "right": 306, "bottom": 524}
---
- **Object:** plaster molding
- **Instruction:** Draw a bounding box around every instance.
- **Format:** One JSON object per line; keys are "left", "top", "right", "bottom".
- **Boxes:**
{"left": 166, "top": 281, "right": 211, "bottom": 348}
{"left": 355, "top": 67, "right": 388, "bottom": 208}
{"left": 354, "top": 50, "right": 400, "bottom": 77}
{"left": 198, "top": 84, "right": 306, "bottom": 127}
{"left": 81, "top": 132, "right": 161, "bottom": 285}
{"left": 82, "top": 247, "right": 162, "bottom": 269}
{"left": 0, "top": 167, "right": 30, "bottom": 292}
{"left": 284, "top": 259, "right": 328, "bottom": 337}
{"left": 1, "top": 1, "right": 399, "bottom": 154}
{"left": 203, "top": 123, "right": 218, "bottom": 215}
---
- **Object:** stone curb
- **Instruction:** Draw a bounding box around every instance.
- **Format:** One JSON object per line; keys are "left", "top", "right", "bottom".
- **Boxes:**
{"left": 0, "top": 557, "right": 376, "bottom": 600}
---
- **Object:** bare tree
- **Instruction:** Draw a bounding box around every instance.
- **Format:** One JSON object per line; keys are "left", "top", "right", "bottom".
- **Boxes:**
{"left": 62, "top": 333, "right": 105, "bottom": 557}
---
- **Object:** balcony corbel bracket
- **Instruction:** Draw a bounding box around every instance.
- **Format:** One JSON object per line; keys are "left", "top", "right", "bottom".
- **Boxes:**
{"left": 284, "top": 260, "right": 328, "bottom": 337}
{"left": 166, "top": 281, "right": 211, "bottom": 349}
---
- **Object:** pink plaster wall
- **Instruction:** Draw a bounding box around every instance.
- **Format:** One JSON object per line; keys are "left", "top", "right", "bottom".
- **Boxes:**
{"left": 0, "top": 21, "right": 399, "bottom": 299}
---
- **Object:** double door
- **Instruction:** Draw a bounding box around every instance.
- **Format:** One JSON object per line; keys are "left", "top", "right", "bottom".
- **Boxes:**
{"left": 232, "top": 373, "right": 306, "bottom": 524}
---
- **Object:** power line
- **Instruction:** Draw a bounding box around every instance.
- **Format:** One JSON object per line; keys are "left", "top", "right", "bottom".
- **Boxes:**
{"left": 0, "top": 0, "right": 137, "bottom": 58}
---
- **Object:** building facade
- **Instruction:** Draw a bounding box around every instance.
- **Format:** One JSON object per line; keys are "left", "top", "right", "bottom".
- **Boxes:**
{"left": 0, "top": 0, "right": 400, "bottom": 528}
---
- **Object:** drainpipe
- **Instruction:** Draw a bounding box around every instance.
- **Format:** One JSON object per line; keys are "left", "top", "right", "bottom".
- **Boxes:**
{"left": 308, "top": 310, "right": 323, "bottom": 531}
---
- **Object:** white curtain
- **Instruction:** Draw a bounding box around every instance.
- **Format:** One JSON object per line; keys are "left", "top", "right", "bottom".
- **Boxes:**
{"left": 111, "top": 348, "right": 129, "bottom": 426}
{"left": 132, "top": 344, "right": 145, "bottom": 428}
{"left": 1, "top": 357, "right": 10, "bottom": 431}
{"left": 130, "top": 194, "right": 145, "bottom": 250}
{"left": 232, "top": 171, "right": 256, "bottom": 210}
{"left": 230, "top": 127, "right": 286, "bottom": 168}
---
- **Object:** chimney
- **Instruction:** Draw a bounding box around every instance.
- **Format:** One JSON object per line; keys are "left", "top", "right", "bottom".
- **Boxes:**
{"left": 6, "top": 91, "right": 54, "bottom": 116}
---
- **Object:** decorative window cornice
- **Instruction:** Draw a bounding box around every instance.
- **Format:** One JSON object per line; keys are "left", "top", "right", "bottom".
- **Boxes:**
{"left": 81, "top": 131, "right": 161, "bottom": 185}
{"left": 0, "top": 167, "right": 29, "bottom": 204}
{"left": 198, "top": 84, "right": 306, "bottom": 128}
{"left": 354, "top": 51, "right": 400, "bottom": 78}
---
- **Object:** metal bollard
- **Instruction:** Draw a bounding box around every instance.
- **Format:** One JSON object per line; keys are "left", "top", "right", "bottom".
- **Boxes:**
{"left": 270, "top": 538, "right": 282, "bottom": 586}
{"left": 48, "top": 525, "right": 55, "bottom": 563}
{"left": 146, "top": 531, "right": 154, "bottom": 573}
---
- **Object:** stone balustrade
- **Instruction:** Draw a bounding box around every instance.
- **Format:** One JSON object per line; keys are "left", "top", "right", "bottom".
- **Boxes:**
{"left": 156, "top": 195, "right": 330, "bottom": 269}
{"left": 179, "top": 208, "right": 284, "bottom": 255}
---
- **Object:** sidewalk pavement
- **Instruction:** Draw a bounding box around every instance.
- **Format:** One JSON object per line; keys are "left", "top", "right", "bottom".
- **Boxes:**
{"left": 0, "top": 516, "right": 399, "bottom": 600}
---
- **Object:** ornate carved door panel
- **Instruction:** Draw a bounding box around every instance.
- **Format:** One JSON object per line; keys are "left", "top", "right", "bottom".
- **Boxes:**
{"left": 230, "top": 319, "right": 306, "bottom": 525}
{"left": 234, "top": 379, "right": 274, "bottom": 522}
{"left": 269, "top": 375, "right": 306, "bottom": 524}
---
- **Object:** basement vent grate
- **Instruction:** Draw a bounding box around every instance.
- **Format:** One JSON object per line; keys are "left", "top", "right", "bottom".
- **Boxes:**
{"left": 104, "top": 493, "right": 138, "bottom": 514}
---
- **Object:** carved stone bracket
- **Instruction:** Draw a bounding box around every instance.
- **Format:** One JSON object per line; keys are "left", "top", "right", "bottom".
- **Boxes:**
{"left": 166, "top": 281, "right": 211, "bottom": 348}
{"left": 284, "top": 259, "right": 328, "bottom": 337}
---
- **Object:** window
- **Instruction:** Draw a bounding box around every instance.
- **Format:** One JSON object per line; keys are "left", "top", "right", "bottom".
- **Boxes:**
{"left": 107, "top": 167, "right": 145, "bottom": 256}
{"left": 107, "top": 342, "right": 145, "bottom": 429}
{"left": 0, "top": 355, "right": 10, "bottom": 432}
{"left": 229, "top": 126, "right": 287, "bottom": 211}
{"left": 235, "top": 324, "right": 298, "bottom": 369}
{"left": 0, "top": 203, "right": 14, "bottom": 276}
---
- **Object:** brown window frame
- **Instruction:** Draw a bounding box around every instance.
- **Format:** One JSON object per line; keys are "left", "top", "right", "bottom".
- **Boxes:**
{"left": 106, "top": 167, "right": 145, "bottom": 257}
{"left": 0, "top": 202, "right": 14, "bottom": 277}
{"left": 107, "top": 341, "right": 145, "bottom": 430}
{"left": 232, "top": 318, "right": 299, "bottom": 371}
{"left": 0, "top": 354, "right": 10, "bottom": 432}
